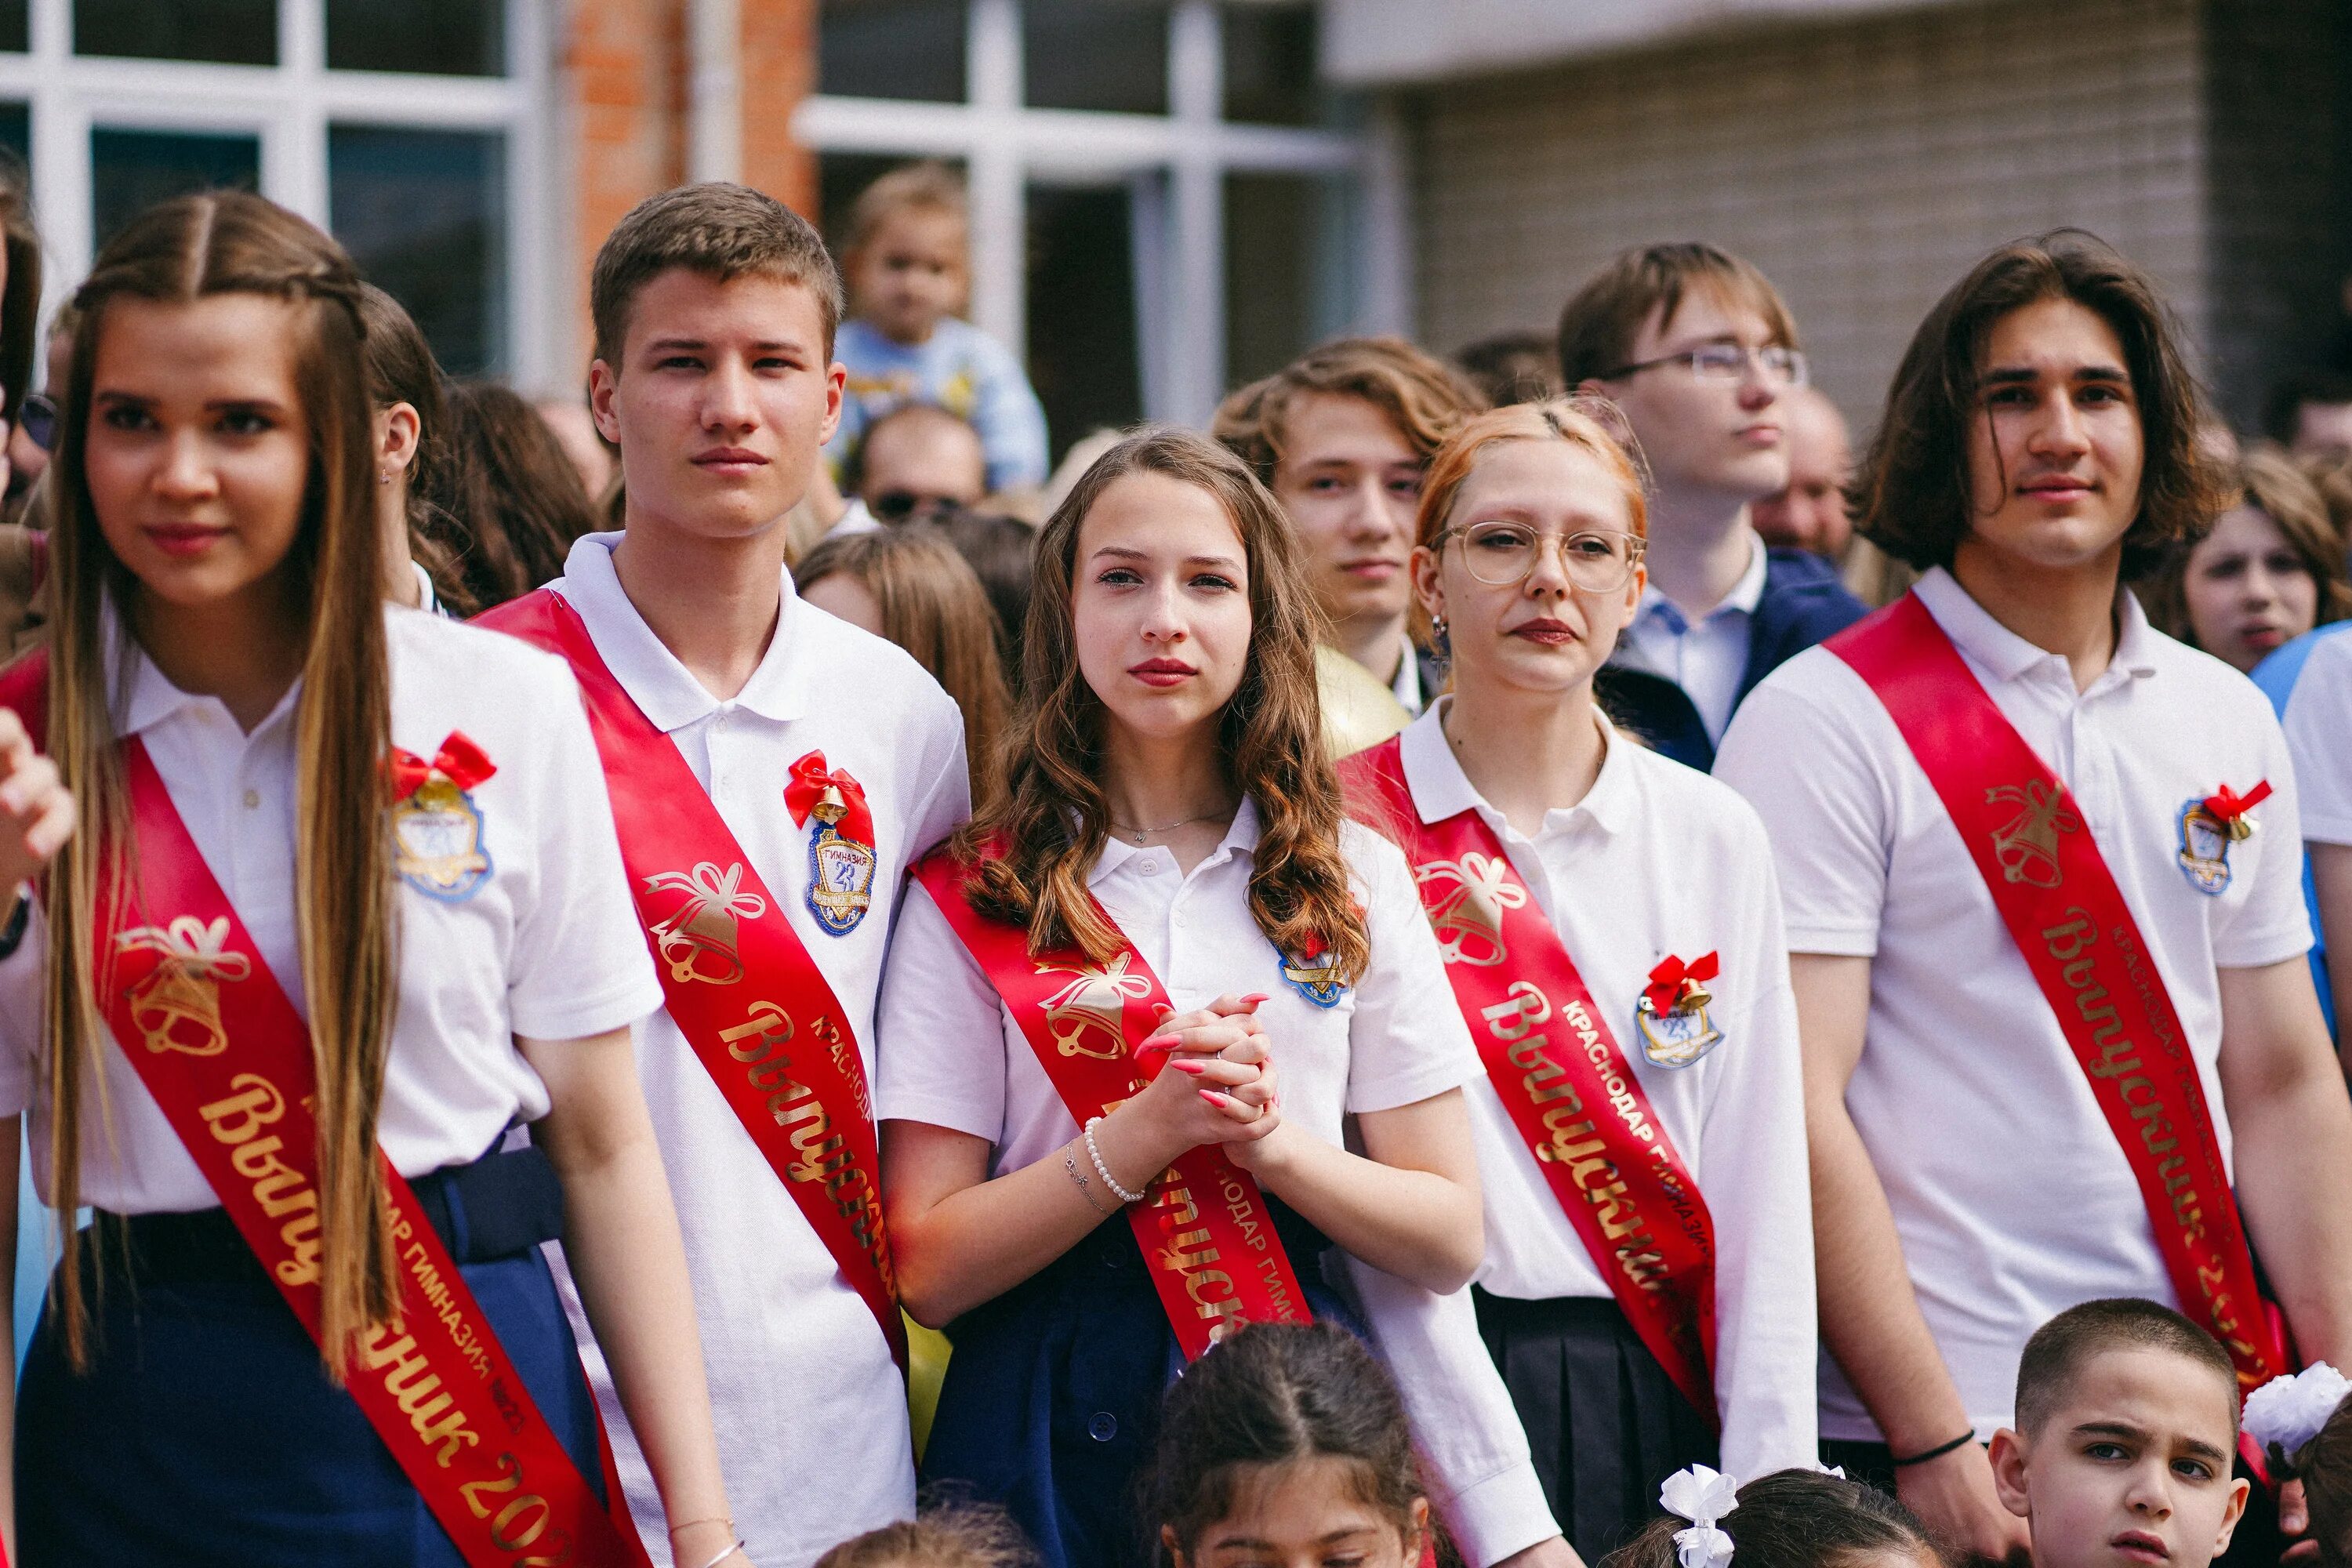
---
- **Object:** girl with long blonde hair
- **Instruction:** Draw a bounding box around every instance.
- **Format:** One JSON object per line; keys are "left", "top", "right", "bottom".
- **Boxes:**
{"left": 0, "top": 191, "right": 743, "bottom": 1566}
{"left": 1339, "top": 400, "right": 1818, "bottom": 1559}
{"left": 877, "top": 428, "right": 1544, "bottom": 1568}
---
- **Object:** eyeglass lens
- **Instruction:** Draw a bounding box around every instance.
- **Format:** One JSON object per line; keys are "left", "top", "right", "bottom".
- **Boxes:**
{"left": 1457, "top": 524, "right": 1642, "bottom": 590}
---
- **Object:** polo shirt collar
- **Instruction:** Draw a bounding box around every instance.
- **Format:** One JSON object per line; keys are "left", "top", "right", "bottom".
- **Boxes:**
{"left": 1633, "top": 524, "right": 1767, "bottom": 633}
{"left": 1912, "top": 565, "right": 2160, "bottom": 688}
{"left": 557, "top": 531, "right": 813, "bottom": 734}
{"left": 1091, "top": 797, "right": 1264, "bottom": 881}
{"left": 108, "top": 593, "right": 303, "bottom": 739}
{"left": 1397, "top": 698, "right": 1635, "bottom": 837}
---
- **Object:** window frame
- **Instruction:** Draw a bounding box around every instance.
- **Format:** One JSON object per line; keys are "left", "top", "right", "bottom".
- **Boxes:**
{"left": 797, "top": 0, "right": 1410, "bottom": 426}
{"left": 0, "top": 0, "right": 555, "bottom": 384}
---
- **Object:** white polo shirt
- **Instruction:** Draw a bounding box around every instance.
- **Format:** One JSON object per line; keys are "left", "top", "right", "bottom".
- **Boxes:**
{"left": 535, "top": 534, "right": 971, "bottom": 1568}
{"left": 0, "top": 603, "right": 663, "bottom": 1210}
{"left": 1715, "top": 568, "right": 2312, "bottom": 1442}
{"left": 1375, "top": 702, "right": 1817, "bottom": 1481}
{"left": 877, "top": 807, "right": 1560, "bottom": 1566}
{"left": 1613, "top": 526, "right": 1767, "bottom": 745}
{"left": 2285, "top": 630, "right": 2352, "bottom": 848}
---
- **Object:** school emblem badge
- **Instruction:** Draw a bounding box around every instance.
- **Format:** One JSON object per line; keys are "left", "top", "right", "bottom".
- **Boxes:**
{"left": 387, "top": 731, "right": 495, "bottom": 902}
{"left": 2176, "top": 780, "right": 2271, "bottom": 897}
{"left": 1412, "top": 851, "right": 1527, "bottom": 967}
{"left": 644, "top": 861, "right": 766, "bottom": 985}
{"left": 115, "top": 914, "right": 250, "bottom": 1057}
{"left": 1036, "top": 953, "right": 1154, "bottom": 1060}
{"left": 1984, "top": 779, "right": 2079, "bottom": 891}
{"left": 1274, "top": 933, "right": 1348, "bottom": 1009}
{"left": 786, "top": 751, "right": 877, "bottom": 936}
{"left": 1634, "top": 951, "right": 1722, "bottom": 1069}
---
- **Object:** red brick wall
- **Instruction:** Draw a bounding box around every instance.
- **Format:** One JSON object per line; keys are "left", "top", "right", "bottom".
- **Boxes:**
{"left": 558, "top": 0, "right": 817, "bottom": 361}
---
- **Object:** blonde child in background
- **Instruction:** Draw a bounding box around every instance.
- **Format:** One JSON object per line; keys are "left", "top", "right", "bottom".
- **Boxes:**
{"left": 827, "top": 162, "right": 1049, "bottom": 495}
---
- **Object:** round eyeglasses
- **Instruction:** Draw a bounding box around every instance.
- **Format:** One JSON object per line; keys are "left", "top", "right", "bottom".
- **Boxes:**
{"left": 1438, "top": 522, "right": 1646, "bottom": 592}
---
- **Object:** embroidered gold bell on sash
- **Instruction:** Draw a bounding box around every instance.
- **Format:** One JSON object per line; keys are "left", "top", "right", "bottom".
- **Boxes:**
{"left": 644, "top": 862, "right": 768, "bottom": 985}
{"left": 114, "top": 915, "right": 252, "bottom": 1057}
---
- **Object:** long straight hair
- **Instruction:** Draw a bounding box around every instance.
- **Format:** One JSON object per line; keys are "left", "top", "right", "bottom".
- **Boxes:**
{"left": 45, "top": 191, "right": 396, "bottom": 1372}
{"left": 951, "top": 427, "right": 1369, "bottom": 985}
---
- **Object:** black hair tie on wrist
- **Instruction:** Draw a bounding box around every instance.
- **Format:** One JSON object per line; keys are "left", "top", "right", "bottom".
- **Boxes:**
{"left": 1890, "top": 1431, "right": 1979, "bottom": 1468}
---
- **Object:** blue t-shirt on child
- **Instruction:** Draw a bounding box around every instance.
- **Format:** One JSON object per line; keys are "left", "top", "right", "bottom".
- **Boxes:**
{"left": 827, "top": 316, "right": 1051, "bottom": 493}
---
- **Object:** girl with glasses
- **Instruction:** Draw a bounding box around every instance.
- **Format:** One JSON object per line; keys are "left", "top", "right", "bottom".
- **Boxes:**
{"left": 1339, "top": 398, "right": 1820, "bottom": 1560}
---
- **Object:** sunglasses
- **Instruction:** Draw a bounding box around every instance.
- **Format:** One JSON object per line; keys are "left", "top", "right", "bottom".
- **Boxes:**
{"left": 19, "top": 392, "right": 54, "bottom": 453}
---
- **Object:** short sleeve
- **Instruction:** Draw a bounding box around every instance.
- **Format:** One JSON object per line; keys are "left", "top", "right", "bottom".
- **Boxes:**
{"left": 967, "top": 331, "right": 1051, "bottom": 492}
{"left": 504, "top": 664, "right": 663, "bottom": 1040}
{"left": 2211, "top": 710, "right": 2315, "bottom": 970}
{"left": 1714, "top": 659, "right": 1896, "bottom": 957}
{"left": 2286, "top": 635, "right": 2352, "bottom": 846}
{"left": 876, "top": 879, "right": 1011, "bottom": 1142}
{"left": 1341, "top": 828, "right": 1481, "bottom": 1116}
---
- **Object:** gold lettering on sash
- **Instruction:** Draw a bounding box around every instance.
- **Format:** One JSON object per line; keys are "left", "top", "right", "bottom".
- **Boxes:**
{"left": 1987, "top": 780, "right": 2081, "bottom": 889}
{"left": 1414, "top": 852, "right": 1527, "bottom": 966}
{"left": 358, "top": 1323, "right": 484, "bottom": 1467}
{"left": 117, "top": 914, "right": 250, "bottom": 1057}
{"left": 198, "top": 1073, "right": 321, "bottom": 1287}
{"left": 644, "top": 862, "right": 766, "bottom": 986}
{"left": 1036, "top": 954, "right": 1153, "bottom": 1061}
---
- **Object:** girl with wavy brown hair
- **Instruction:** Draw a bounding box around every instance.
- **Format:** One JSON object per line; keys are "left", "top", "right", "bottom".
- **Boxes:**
{"left": 0, "top": 191, "right": 741, "bottom": 1566}
{"left": 876, "top": 427, "right": 1499, "bottom": 1568}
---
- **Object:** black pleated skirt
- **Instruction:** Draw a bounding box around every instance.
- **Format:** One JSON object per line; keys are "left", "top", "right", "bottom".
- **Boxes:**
{"left": 1472, "top": 1288, "right": 1716, "bottom": 1563}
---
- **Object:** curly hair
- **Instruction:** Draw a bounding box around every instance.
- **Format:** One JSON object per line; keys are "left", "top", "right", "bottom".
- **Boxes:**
{"left": 1853, "top": 230, "right": 2234, "bottom": 581}
{"left": 947, "top": 427, "right": 1370, "bottom": 986}
{"left": 1212, "top": 336, "right": 1486, "bottom": 492}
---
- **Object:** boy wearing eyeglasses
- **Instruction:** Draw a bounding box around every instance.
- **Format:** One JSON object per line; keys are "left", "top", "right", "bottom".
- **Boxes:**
{"left": 1560, "top": 242, "right": 1865, "bottom": 769}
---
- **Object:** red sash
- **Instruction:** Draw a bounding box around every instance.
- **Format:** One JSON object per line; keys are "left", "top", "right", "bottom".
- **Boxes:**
{"left": 1341, "top": 739, "right": 1719, "bottom": 1424}
{"left": 912, "top": 852, "right": 1312, "bottom": 1359}
{"left": 477, "top": 590, "right": 903, "bottom": 1367}
{"left": 0, "top": 656, "right": 648, "bottom": 1568}
{"left": 1828, "top": 593, "right": 2287, "bottom": 1390}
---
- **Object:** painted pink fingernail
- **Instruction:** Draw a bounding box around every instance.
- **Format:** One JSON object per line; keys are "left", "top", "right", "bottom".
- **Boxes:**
{"left": 1169, "top": 1059, "right": 1207, "bottom": 1076}
{"left": 1239, "top": 993, "right": 1271, "bottom": 1007}
{"left": 1138, "top": 1035, "right": 1178, "bottom": 1051}
{"left": 1199, "top": 1090, "right": 1230, "bottom": 1108}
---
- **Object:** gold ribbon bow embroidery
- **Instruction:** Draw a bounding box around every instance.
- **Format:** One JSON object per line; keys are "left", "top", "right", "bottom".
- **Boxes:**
{"left": 115, "top": 915, "right": 252, "bottom": 1057}
{"left": 644, "top": 862, "right": 768, "bottom": 986}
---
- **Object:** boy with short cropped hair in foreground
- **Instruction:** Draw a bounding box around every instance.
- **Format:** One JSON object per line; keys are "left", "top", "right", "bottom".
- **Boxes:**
{"left": 1990, "top": 1300, "right": 2249, "bottom": 1568}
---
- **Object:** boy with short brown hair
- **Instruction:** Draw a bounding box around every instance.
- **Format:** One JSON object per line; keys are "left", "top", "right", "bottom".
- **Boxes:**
{"left": 484, "top": 181, "right": 971, "bottom": 1567}
{"left": 1991, "top": 1300, "right": 2249, "bottom": 1568}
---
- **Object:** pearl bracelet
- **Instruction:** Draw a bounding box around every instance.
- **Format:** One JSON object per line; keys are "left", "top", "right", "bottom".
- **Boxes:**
{"left": 1083, "top": 1116, "right": 1147, "bottom": 1204}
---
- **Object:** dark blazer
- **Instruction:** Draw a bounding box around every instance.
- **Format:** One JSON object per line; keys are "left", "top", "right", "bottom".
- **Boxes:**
{"left": 1595, "top": 546, "right": 1868, "bottom": 771}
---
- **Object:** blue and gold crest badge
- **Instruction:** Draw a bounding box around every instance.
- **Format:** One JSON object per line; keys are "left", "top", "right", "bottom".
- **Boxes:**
{"left": 1634, "top": 951, "right": 1723, "bottom": 1069}
{"left": 787, "top": 750, "right": 877, "bottom": 936}
{"left": 2176, "top": 780, "right": 2270, "bottom": 898}
{"left": 1273, "top": 933, "right": 1348, "bottom": 1009}
{"left": 387, "top": 732, "right": 495, "bottom": 902}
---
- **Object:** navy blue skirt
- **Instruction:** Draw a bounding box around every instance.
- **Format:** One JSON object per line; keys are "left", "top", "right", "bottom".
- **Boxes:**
{"left": 923, "top": 1200, "right": 1357, "bottom": 1568}
{"left": 16, "top": 1150, "right": 603, "bottom": 1567}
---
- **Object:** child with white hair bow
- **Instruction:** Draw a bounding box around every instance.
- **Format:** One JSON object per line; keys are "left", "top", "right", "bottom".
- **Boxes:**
{"left": 1597, "top": 1467, "right": 1942, "bottom": 1568}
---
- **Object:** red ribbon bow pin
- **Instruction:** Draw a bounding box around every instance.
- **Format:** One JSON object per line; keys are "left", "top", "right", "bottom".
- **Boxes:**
{"left": 387, "top": 731, "right": 496, "bottom": 802}
{"left": 1643, "top": 951, "right": 1720, "bottom": 1017}
{"left": 2202, "top": 779, "right": 2273, "bottom": 835}
{"left": 786, "top": 751, "right": 876, "bottom": 847}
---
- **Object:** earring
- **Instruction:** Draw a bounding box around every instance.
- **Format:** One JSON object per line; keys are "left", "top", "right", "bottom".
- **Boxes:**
{"left": 379, "top": 470, "right": 394, "bottom": 486}
{"left": 1431, "top": 615, "right": 1450, "bottom": 662}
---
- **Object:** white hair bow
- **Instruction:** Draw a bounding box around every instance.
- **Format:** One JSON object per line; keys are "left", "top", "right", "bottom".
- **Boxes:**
{"left": 1659, "top": 1465, "right": 1740, "bottom": 1568}
{"left": 2243, "top": 1362, "right": 2352, "bottom": 1465}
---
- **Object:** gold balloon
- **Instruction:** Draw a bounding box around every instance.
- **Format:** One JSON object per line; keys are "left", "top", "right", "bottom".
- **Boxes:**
{"left": 1316, "top": 644, "right": 1414, "bottom": 761}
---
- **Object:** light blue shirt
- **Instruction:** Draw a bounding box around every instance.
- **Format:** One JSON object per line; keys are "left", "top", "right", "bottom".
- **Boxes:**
{"left": 2254, "top": 619, "right": 2352, "bottom": 1031}
{"left": 827, "top": 316, "right": 1050, "bottom": 492}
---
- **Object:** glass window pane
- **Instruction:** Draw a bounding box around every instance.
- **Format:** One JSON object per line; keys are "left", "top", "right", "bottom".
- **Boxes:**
{"left": 327, "top": 0, "right": 502, "bottom": 76}
{"left": 1027, "top": 183, "right": 1132, "bottom": 463}
{"left": 0, "top": 1, "right": 27, "bottom": 55}
{"left": 1225, "top": 172, "right": 1351, "bottom": 387}
{"left": 1223, "top": 3, "right": 1319, "bottom": 125}
{"left": 75, "top": 0, "right": 276, "bottom": 65}
{"left": 0, "top": 104, "right": 27, "bottom": 168}
{"left": 1023, "top": 0, "right": 1166, "bottom": 115}
{"left": 819, "top": 0, "right": 966, "bottom": 103}
{"left": 91, "top": 129, "right": 260, "bottom": 251}
{"left": 330, "top": 125, "right": 506, "bottom": 376}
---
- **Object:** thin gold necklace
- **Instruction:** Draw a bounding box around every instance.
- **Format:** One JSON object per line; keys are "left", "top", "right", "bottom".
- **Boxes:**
{"left": 1110, "top": 811, "right": 1225, "bottom": 845}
